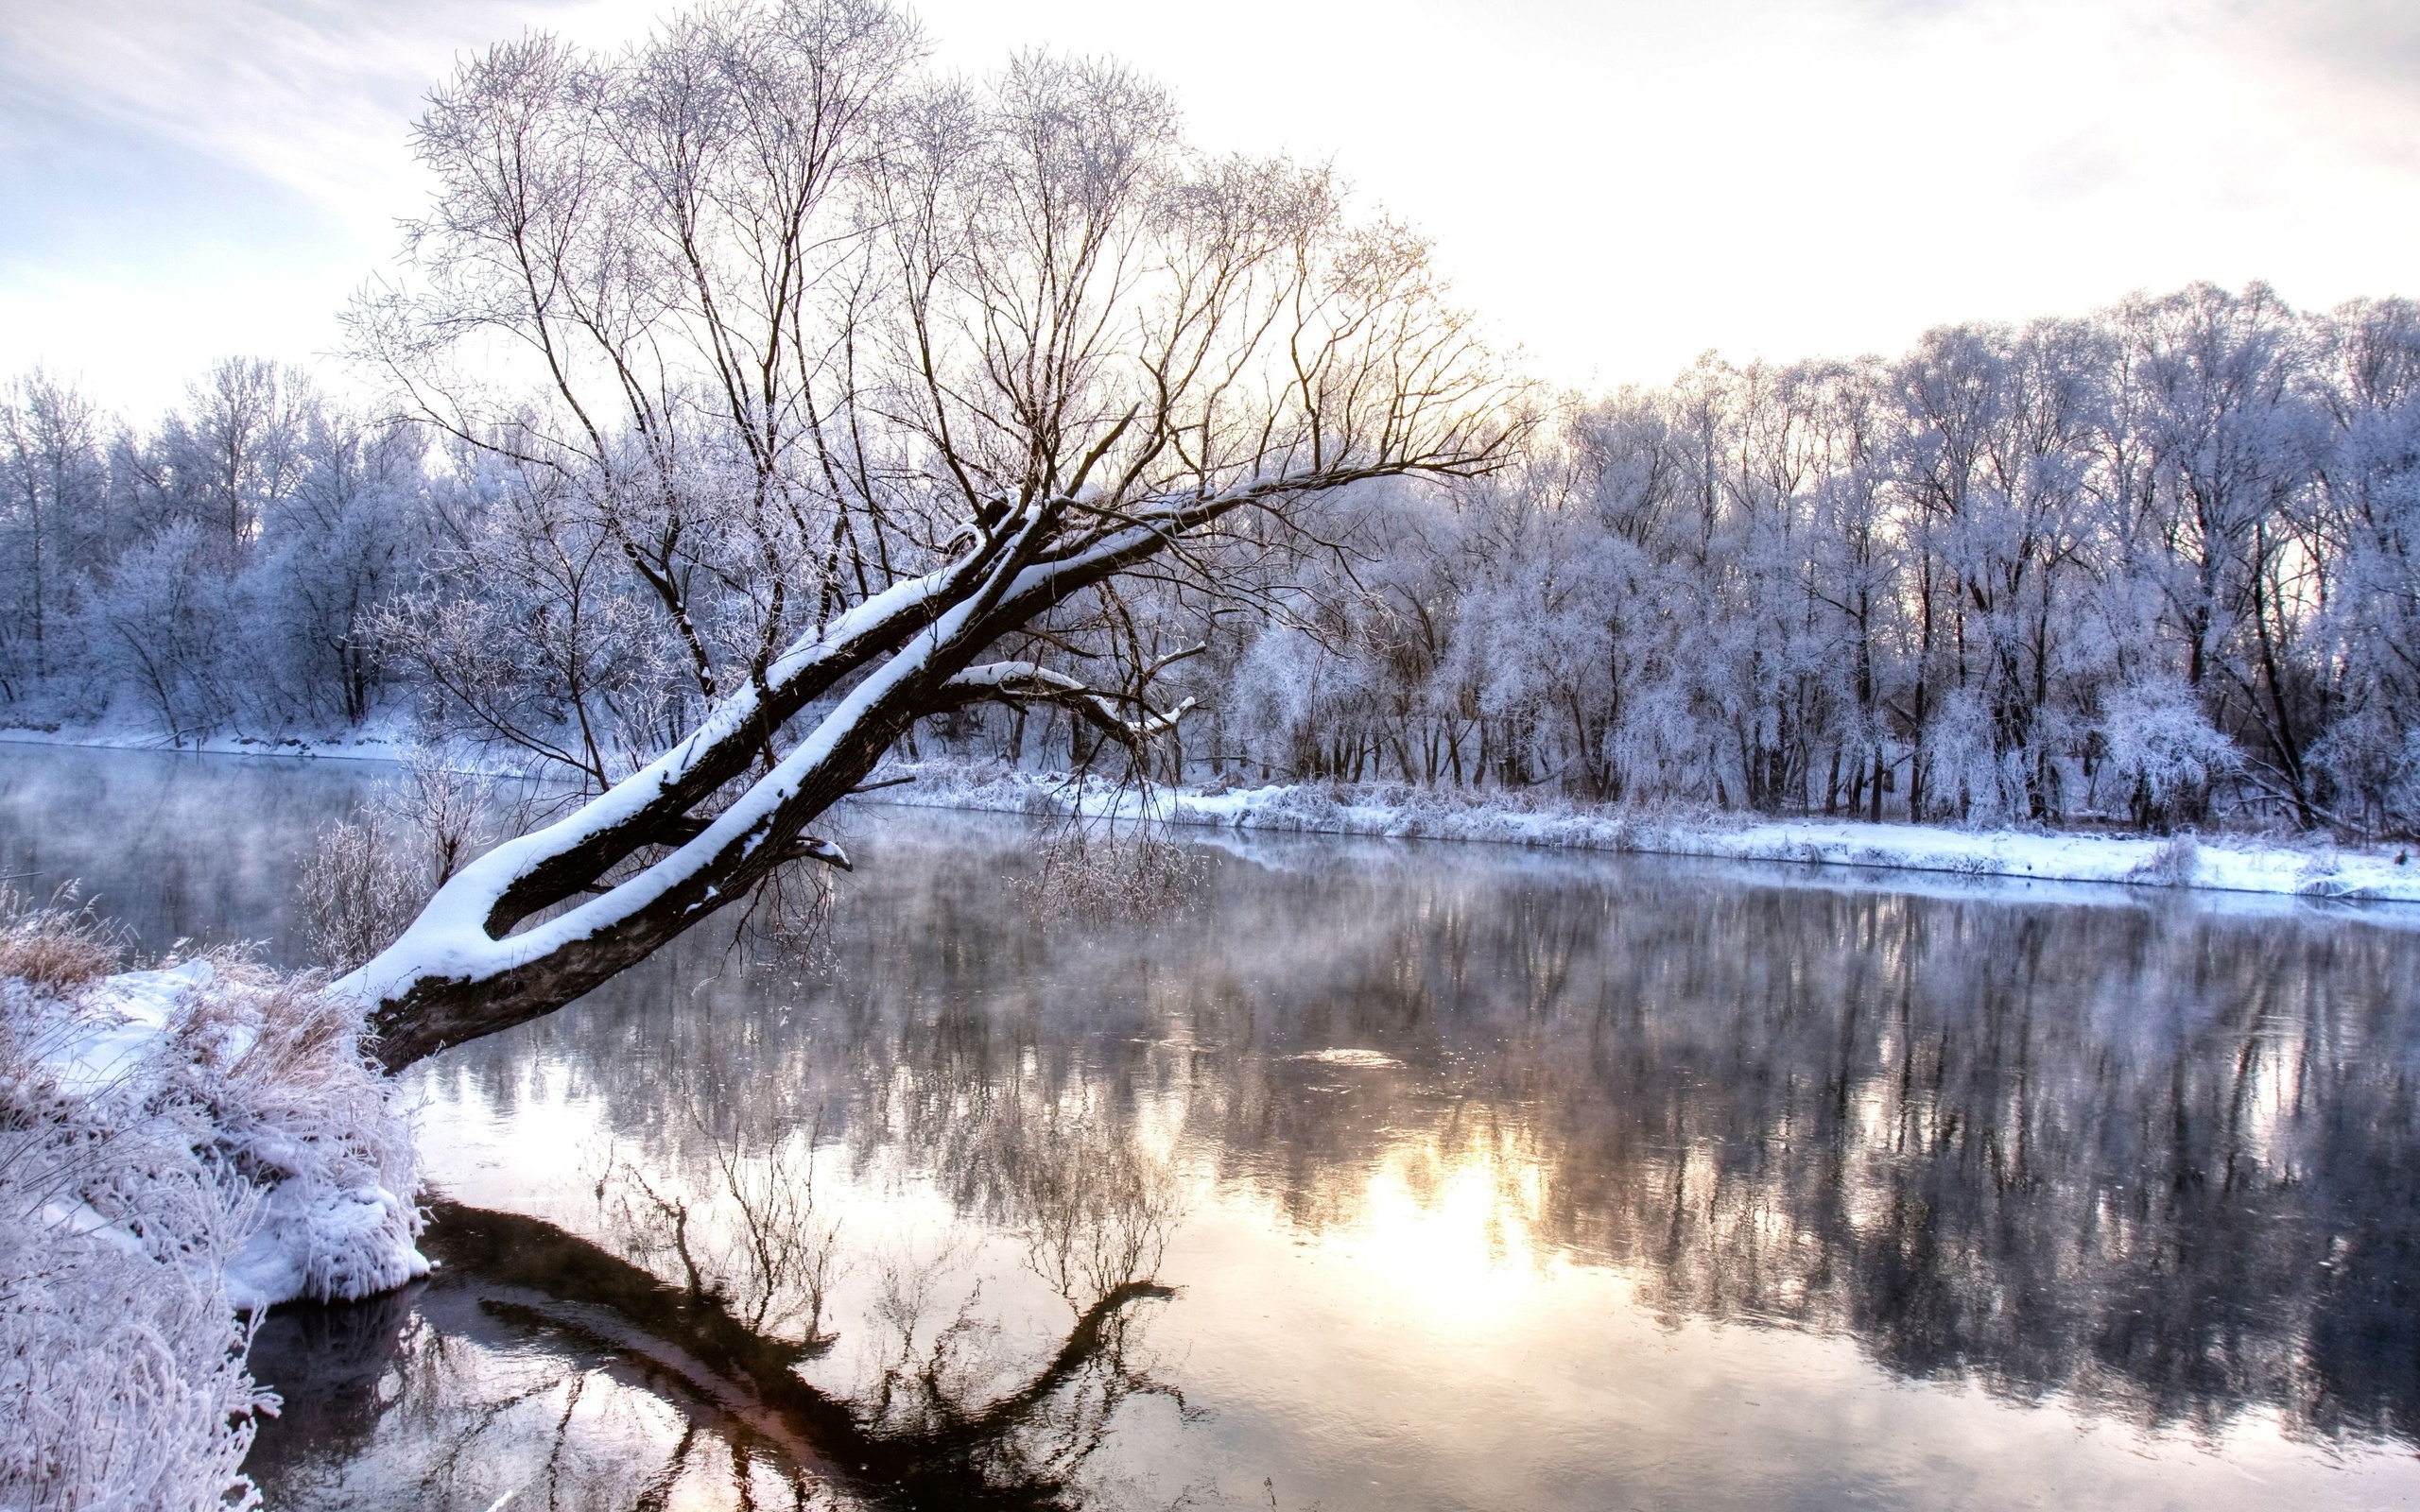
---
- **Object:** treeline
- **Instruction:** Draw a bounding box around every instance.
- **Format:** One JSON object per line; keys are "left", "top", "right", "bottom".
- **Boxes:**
{"left": 5, "top": 282, "right": 2419, "bottom": 835}
{"left": 1212, "top": 283, "right": 2420, "bottom": 835}
{"left": 0, "top": 360, "right": 427, "bottom": 733}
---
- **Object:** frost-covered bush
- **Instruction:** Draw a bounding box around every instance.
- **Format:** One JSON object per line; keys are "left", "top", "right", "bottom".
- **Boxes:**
{"left": 2389, "top": 730, "right": 2420, "bottom": 837}
{"left": 0, "top": 1054, "right": 266, "bottom": 1511}
{"left": 300, "top": 751, "right": 552, "bottom": 971}
{"left": 872, "top": 757, "right": 1066, "bottom": 816}
{"left": 2100, "top": 679, "right": 2242, "bottom": 829}
{"left": 0, "top": 898, "right": 424, "bottom": 1510}
{"left": 299, "top": 811, "right": 421, "bottom": 975}
{"left": 1920, "top": 688, "right": 2010, "bottom": 826}
{"left": 2314, "top": 716, "right": 2420, "bottom": 839}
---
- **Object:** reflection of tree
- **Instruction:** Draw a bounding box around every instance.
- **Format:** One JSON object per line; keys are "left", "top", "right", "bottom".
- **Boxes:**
{"left": 601, "top": 1108, "right": 844, "bottom": 1345}
{"left": 244, "top": 1282, "right": 424, "bottom": 1486}
{"left": 462, "top": 1200, "right": 1178, "bottom": 1508}
{"left": 416, "top": 813, "right": 2420, "bottom": 1448}
{"left": 1239, "top": 878, "right": 2420, "bottom": 1447}
{"left": 1020, "top": 1128, "right": 1178, "bottom": 1312}
{"left": 251, "top": 1199, "right": 1178, "bottom": 1510}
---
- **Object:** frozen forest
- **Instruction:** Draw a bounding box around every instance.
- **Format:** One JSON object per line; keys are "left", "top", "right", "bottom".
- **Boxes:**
{"left": 5, "top": 284, "right": 2420, "bottom": 836}
{"left": 7, "top": 2, "right": 2420, "bottom": 1507}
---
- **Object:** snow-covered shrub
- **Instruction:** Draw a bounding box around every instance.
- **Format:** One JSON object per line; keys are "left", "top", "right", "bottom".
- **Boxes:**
{"left": 884, "top": 756, "right": 1061, "bottom": 816}
{"left": 2125, "top": 836, "right": 2199, "bottom": 886}
{"left": 1, "top": 972, "right": 265, "bottom": 1508}
{"left": 2100, "top": 678, "right": 2241, "bottom": 829}
{"left": 0, "top": 901, "right": 424, "bottom": 1510}
{"left": 195, "top": 976, "right": 426, "bottom": 1308}
{"left": 0, "top": 1049, "right": 266, "bottom": 1511}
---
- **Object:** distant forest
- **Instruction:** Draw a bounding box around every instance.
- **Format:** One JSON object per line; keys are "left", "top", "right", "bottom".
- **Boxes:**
{"left": 5, "top": 281, "right": 2418, "bottom": 836}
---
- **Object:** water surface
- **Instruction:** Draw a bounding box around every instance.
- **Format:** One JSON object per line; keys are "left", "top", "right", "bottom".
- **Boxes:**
{"left": 6, "top": 743, "right": 2418, "bottom": 1511}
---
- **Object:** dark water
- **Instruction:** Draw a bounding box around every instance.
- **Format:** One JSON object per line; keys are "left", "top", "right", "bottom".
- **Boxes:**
{"left": 6, "top": 743, "right": 2420, "bottom": 1511}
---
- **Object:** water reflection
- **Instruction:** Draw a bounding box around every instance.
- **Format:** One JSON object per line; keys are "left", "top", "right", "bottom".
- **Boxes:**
{"left": 0, "top": 742, "right": 377, "bottom": 958}
{"left": 441, "top": 824, "right": 2420, "bottom": 1443}
{"left": 246, "top": 1200, "right": 1178, "bottom": 1510}
{"left": 4, "top": 744, "right": 2418, "bottom": 1509}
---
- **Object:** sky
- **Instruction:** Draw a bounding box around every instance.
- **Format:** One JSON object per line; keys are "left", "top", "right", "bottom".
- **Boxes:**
{"left": 5, "top": 0, "right": 2419, "bottom": 416}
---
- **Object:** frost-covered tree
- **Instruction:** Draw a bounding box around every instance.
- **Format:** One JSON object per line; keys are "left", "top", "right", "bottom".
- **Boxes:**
{"left": 1889, "top": 321, "right": 2108, "bottom": 821}
{"left": 78, "top": 524, "right": 241, "bottom": 741}
{"left": 335, "top": 2, "right": 1512, "bottom": 1065}
{"left": 239, "top": 413, "right": 434, "bottom": 727}
{"left": 129, "top": 359, "right": 316, "bottom": 559}
{"left": 9, "top": 362, "right": 434, "bottom": 740}
{"left": 13, "top": 138, "right": 2420, "bottom": 851}
{"left": 2117, "top": 284, "right": 2326, "bottom": 824}
{"left": 0, "top": 373, "right": 110, "bottom": 695}
{"left": 2308, "top": 298, "right": 2420, "bottom": 834}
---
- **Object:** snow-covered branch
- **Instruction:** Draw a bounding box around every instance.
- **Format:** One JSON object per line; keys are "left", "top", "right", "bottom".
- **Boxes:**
{"left": 941, "top": 660, "right": 1200, "bottom": 747}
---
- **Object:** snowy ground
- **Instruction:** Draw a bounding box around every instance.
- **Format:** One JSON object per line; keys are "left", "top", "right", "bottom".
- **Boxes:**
{"left": 870, "top": 761, "right": 2420, "bottom": 907}
{"left": 21, "top": 958, "right": 427, "bottom": 1310}
{"left": 3, "top": 950, "right": 425, "bottom": 1507}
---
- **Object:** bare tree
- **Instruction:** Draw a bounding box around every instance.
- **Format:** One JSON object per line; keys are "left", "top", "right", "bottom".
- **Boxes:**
{"left": 338, "top": 1, "right": 1512, "bottom": 1066}
{"left": 0, "top": 373, "right": 108, "bottom": 690}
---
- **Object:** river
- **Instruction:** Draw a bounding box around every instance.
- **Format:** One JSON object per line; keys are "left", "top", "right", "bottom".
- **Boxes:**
{"left": 5, "top": 743, "right": 2417, "bottom": 1511}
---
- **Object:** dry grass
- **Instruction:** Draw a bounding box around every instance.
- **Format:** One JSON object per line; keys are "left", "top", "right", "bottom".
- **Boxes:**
{"left": 0, "top": 885, "right": 127, "bottom": 994}
{"left": 219, "top": 977, "right": 353, "bottom": 1089}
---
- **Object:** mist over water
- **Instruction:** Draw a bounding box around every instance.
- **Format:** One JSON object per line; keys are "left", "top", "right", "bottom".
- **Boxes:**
{"left": 6, "top": 743, "right": 2418, "bottom": 1510}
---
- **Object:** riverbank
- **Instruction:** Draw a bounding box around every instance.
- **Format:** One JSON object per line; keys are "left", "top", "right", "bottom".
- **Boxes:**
{"left": 869, "top": 759, "right": 2420, "bottom": 905}
{"left": 8, "top": 730, "right": 2416, "bottom": 905}
{"left": 0, "top": 720, "right": 418, "bottom": 765}
{"left": 0, "top": 903, "right": 424, "bottom": 1510}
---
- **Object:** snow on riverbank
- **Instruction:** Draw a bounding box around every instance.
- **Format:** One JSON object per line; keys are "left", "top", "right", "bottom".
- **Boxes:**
{"left": 0, "top": 718, "right": 419, "bottom": 765}
{"left": 869, "top": 761, "right": 2420, "bottom": 906}
{"left": 22, "top": 957, "right": 428, "bottom": 1309}
{"left": 3, "top": 932, "right": 424, "bottom": 1509}
{"left": 8, "top": 730, "right": 2414, "bottom": 905}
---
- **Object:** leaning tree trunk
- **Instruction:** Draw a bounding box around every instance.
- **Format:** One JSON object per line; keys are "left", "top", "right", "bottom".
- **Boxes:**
{"left": 340, "top": 484, "right": 1335, "bottom": 1069}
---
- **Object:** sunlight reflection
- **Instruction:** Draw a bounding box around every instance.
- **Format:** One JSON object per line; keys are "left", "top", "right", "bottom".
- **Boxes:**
{"left": 1284, "top": 1130, "right": 1572, "bottom": 1332}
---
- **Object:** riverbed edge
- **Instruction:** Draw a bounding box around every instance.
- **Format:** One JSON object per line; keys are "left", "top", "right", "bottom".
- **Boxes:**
{"left": 7, "top": 729, "right": 2417, "bottom": 906}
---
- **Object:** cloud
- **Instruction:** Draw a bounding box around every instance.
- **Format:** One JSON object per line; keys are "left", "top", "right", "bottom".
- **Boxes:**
{"left": 2263, "top": 0, "right": 2420, "bottom": 94}
{"left": 1, "top": 1, "right": 564, "bottom": 223}
{"left": 0, "top": 0, "right": 660, "bottom": 409}
{"left": 7, "top": 0, "right": 2420, "bottom": 411}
